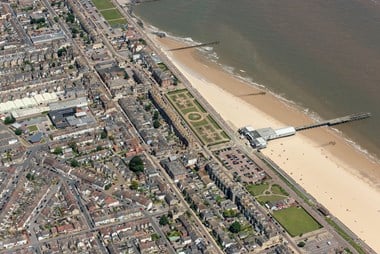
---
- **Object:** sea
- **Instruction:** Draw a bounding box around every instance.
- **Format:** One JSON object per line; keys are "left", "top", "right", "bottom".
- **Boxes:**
{"left": 134, "top": 0, "right": 380, "bottom": 161}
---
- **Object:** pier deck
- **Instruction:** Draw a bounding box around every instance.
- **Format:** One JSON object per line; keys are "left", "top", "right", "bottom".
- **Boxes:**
{"left": 167, "top": 41, "right": 219, "bottom": 51}
{"left": 295, "top": 112, "right": 371, "bottom": 131}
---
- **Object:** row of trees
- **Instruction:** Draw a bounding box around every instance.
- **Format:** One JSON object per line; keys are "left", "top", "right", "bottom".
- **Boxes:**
{"left": 144, "top": 103, "right": 161, "bottom": 129}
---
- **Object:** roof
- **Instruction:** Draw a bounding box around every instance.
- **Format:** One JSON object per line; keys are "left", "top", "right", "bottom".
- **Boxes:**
{"left": 28, "top": 132, "right": 43, "bottom": 143}
{"left": 0, "top": 92, "right": 58, "bottom": 113}
{"left": 12, "top": 106, "right": 49, "bottom": 119}
{"left": 243, "top": 126, "right": 255, "bottom": 132}
{"left": 49, "top": 97, "right": 88, "bottom": 111}
{"left": 255, "top": 127, "right": 276, "bottom": 140}
{"left": 11, "top": 123, "right": 22, "bottom": 129}
{"left": 161, "top": 159, "right": 187, "bottom": 176}
{"left": 48, "top": 108, "right": 76, "bottom": 129}
{"left": 274, "top": 127, "right": 296, "bottom": 137}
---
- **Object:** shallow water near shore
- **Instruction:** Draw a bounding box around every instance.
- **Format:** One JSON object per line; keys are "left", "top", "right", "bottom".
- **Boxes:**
{"left": 134, "top": 0, "right": 380, "bottom": 161}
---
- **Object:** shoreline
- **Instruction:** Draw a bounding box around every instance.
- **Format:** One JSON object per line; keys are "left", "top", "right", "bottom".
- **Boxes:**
{"left": 158, "top": 28, "right": 380, "bottom": 166}
{"left": 142, "top": 28, "right": 380, "bottom": 252}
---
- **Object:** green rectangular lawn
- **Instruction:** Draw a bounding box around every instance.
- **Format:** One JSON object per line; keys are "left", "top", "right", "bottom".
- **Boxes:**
{"left": 273, "top": 206, "right": 322, "bottom": 237}
{"left": 108, "top": 18, "right": 127, "bottom": 26}
{"left": 92, "top": 0, "right": 114, "bottom": 10}
{"left": 100, "top": 9, "right": 123, "bottom": 20}
{"left": 256, "top": 195, "right": 286, "bottom": 205}
{"left": 27, "top": 125, "right": 38, "bottom": 132}
{"left": 246, "top": 183, "right": 269, "bottom": 196}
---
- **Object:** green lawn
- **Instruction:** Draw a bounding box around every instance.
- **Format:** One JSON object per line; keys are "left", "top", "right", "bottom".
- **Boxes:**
{"left": 166, "top": 89, "right": 229, "bottom": 146}
{"left": 326, "top": 218, "right": 366, "bottom": 254}
{"left": 271, "top": 184, "right": 289, "bottom": 196}
{"left": 107, "top": 18, "right": 127, "bottom": 26}
{"left": 207, "top": 115, "right": 222, "bottom": 130}
{"left": 181, "top": 107, "right": 198, "bottom": 115}
{"left": 167, "top": 89, "right": 187, "bottom": 95}
{"left": 256, "top": 195, "right": 285, "bottom": 205}
{"left": 100, "top": 9, "right": 123, "bottom": 20}
{"left": 192, "top": 119, "right": 209, "bottom": 127}
{"left": 273, "top": 206, "right": 322, "bottom": 237}
{"left": 188, "top": 113, "right": 202, "bottom": 121}
{"left": 92, "top": 0, "right": 114, "bottom": 10}
{"left": 157, "top": 63, "right": 168, "bottom": 71}
{"left": 246, "top": 183, "right": 269, "bottom": 196}
{"left": 194, "top": 100, "right": 206, "bottom": 113}
{"left": 27, "top": 125, "right": 38, "bottom": 132}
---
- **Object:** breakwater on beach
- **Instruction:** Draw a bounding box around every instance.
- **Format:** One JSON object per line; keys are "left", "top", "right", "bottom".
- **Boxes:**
{"left": 134, "top": 0, "right": 380, "bottom": 161}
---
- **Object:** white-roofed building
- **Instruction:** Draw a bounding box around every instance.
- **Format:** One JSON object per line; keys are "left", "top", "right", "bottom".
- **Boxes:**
{"left": 1, "top": 101, "right": 17, "bottom": 113}
{"left": 0, "top": 92, "right": 59, "bottom": 113}
{"left": 49, "top": 97, "right": 88, "bottom": 111}
{"left": 75, "top": 111, "right": 87, "bottom": 118}
{"left": 274, "top": 127, "right": 296, "bottom": 138}
{"left": 34, "top": 94, "right": 45, "bottom": 104}
{"left": 14, "top": 99, "right": 26, "bottom": 109}
{"left": 239, "top": 124, "right": 297, "bottom": 150}
{"left": 12, "top": 106, "right": 49, "bottom": 119}
{"left": 41, "top": 92, "right": 53, "bottom": 102}
{"left": 23, "top": 97, "right": 37, "bottom": 107}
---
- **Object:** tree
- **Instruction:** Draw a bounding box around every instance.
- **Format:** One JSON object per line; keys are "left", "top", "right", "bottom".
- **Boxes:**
{"left": 26, "top": 173, "right": 35, "bottom": 181}
{"left": 71, "top": 27, "right": 78, "bottom": 35}
{"left": 130, "top": 180, "right": 139, "bottom": 190}
{"left": 53, "top": 147, "right": 63, "bottom": 155}
{"left": 14, "top": 128, "right": 22, "bottom": 136}
{"left": 153, "top": 119, "right": 160, "bottom": 129}
{"left": 54, "top": 16, "right": 59, "bottom": 22}
{"left": 30, "top": 17, "right": 45, "bottom": 24}
{"left": 223, "top": 209, "right": 237, "bottom": 218}
{"left": 65, "top": 13, "right": 75, "bottom": 23}
{"left": 100, "top": 130, "right": 107, "bottom": 139}
{"left": 229, "top": 221, "right": 242, "bottom": 233}
{"left": 151, "top": 233, "right": 160, "bottom": 241}
{"left": 153, "top": 111, "right": 159, "bottom": 120}
{"left": 138, "top": 38, "right": 147, "bottom": 45}
{"left": 96, "top": 145, "right": 103, "bottom": 151}
{"left": 128, "top": 156, "right": 144, "bottom": 174}
{"left": 70, "top": 159, "right": 79, "bottom": 167}
{"left": 297, "top": 241, "right": 305, "bottom": 248}
{"left": 144, "top": 103, "right": 152, "bottom": 111}
{"left": 57, "top": 47, "right": 66, "bottom": 57}
{"left": 68, "top": 141, "right": 77, "bottom": 152}
{"left": 104, "top": 183, "right": 112, "bottom": 190}
{"left": 4, "top": 116, "right": 15, "bottom": 125}
{"left": 215, "top": 195, "right": 223, "bottom": 204}
{"left": 159, "top": 215, "right": 169, "bottom": 226}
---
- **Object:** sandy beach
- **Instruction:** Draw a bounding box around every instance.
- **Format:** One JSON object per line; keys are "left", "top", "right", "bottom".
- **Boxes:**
{"left": 149, "top": 35, "right": 380, "bottom": 252}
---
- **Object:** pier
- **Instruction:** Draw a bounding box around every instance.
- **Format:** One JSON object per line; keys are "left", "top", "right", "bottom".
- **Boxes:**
{"left": 239, "top": 112, "right": 371, "bottom": 149}
{"left": 295, "top": 112, "right": 371, "bottom": 131}
{"left": 167, "top": 41, "right": 220, "bottom": 51}
{"left": 132, "top": 0, "right": 160, "bottom": 4}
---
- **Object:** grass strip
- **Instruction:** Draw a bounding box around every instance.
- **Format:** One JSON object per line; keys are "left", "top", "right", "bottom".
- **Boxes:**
{"left": 326, "top": 218, "right": 366, "bottom": 254}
